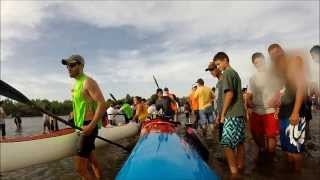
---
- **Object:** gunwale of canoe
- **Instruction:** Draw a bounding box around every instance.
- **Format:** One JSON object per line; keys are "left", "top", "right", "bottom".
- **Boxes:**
{"left": 0, "top": 122, "right": 139, "bottom": 172}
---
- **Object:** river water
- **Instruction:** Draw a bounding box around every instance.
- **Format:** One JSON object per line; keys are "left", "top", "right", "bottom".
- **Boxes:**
{"left": 1, "top": 113, "right": 320, "bottom": 179}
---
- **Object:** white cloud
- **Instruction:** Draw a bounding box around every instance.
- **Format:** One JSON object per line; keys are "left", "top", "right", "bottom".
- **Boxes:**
{"left": 56, "top": 1, "right": 319, "bottom": 46}
{"left": 1, "top": 1, "right": 55, "bottom": 61}
{"left": 1, "top": 1, "right": 319, "bottom": 100}
{"left": 1, "top": 1, "right": 55, "bottom": 40}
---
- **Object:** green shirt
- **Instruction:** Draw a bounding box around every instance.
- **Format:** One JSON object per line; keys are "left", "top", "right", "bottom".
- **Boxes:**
{"left": 222, "top": 67, "right": 245, "bottom": 118}
{"left": 72, "top": 74, "right": 101, "bottom": 129}
{"left": 121, "top": 103, "right": 133, "bottom": 120}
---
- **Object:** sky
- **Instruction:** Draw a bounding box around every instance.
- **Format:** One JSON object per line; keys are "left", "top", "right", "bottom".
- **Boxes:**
{"left": 1, "top": 1, "right": 319, "bottom": 101}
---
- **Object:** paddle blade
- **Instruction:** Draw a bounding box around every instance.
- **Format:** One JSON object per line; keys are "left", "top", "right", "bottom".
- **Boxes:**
{"left": 0, "top": 80, "right": 31, "bottom": 104}
{"left": 153, "top": 75, "right": 160, "bottom": 89}
{"left": 109, "top": 93, "right": 117, "bottom": 102}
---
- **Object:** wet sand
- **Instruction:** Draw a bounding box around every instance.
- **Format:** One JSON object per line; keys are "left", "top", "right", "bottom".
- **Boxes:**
{"left": 205, "top": 111, "right": 320, "bottom": 180}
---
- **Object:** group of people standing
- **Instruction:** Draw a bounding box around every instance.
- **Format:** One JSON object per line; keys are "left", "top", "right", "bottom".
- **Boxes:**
{"left": 42, "top": 113, "right": 59, "bottom": 133}
{"left": 109, "top": 96, "right": 151, "bottom": 124}
{"left": 60, "top": 54, "right": 181, "bottom": 179}
{"left": 106, "top": 101, "right": 133, "bottom": 125}
{"left": 0, "top": 101, "right": 23, "bottom": 139}
{"left": 186, "top": 44, "right": 319, "bottom": 176}
{"left": 57, "top": 43, "right": 319, "bottom": 179}
{"left": 148, "top": 87, "right": 179, "bottom": 121}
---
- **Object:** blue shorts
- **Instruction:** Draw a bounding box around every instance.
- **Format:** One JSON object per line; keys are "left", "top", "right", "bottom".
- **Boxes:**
{"left": 279, "top": 117, "right": 305, "bottom": 153}
{"left": 220, "top": 117, "right": 245, "bottom": 149}
{"left": 199, "top": 106, "right": 213, "bottom": 126}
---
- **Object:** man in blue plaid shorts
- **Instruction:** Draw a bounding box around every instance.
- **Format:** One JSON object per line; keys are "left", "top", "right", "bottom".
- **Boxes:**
{"left": 213, "top": 52, "right": 246, "bottom": 175}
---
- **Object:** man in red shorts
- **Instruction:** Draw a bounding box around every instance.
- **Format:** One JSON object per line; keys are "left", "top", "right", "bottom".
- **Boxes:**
{"left": 247, "top": 52, "right": 282, "bottom": 163}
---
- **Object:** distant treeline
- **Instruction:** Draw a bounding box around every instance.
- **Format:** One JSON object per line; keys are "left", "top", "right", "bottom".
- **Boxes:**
{"left": 1, "top": 99, "right": 73, "bottom": 117}
{"left": 1, "top": 94, "right": 189, "bottom": 117}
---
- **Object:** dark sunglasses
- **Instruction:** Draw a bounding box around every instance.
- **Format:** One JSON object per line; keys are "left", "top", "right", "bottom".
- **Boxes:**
{"left": 67, "top": 62, "right": 79, "bottom": 69}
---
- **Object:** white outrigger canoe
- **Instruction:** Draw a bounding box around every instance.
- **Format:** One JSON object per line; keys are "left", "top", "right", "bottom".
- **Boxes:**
{"left": 0, "top": 122, "right": 139, "bottom": 172}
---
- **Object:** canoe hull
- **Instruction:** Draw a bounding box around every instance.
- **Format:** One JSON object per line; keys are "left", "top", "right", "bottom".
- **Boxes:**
{"left": 0, "top": 122, "right": 139, "bottom": 172}
{"left": 116, "top": 120, "right": 218, "bottom": 180}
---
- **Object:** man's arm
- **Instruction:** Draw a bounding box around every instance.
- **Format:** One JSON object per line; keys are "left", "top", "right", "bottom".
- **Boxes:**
{"left": 193, "top": 89, "right": 199, "bottom": 99}
{"left": 246, "top": 78, "right": 254, "bottom": 108}
{"left": 133, "top": 104, "right": 141, "bottom": 121}
{"left": 168, "top": 94, "right": 177, "bottom": 105}
{"left": 85, "top": 78, "right": 106, "bottom": 130}
{"left": 290, "top": 57, "right": 305, "bottom": 125}
{"left": 210, "top": 89, "right": 215, "bottom": 103}
{"left": 246, "top": 92, "right": 253, "bottom": 106}
{"left": 220, "top": 70, "right": 235, "bottom": 123}
{"left": 221, "top": 90, "right": 234, "bottom": 123}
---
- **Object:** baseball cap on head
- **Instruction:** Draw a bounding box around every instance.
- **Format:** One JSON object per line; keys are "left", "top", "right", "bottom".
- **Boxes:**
{"left": 164, "top": 87, "right": 169, "bottom": 92}
{"left": 205, "top": 61, "right": 217, "bottom": 71}
{"left": 62, "top": 54, "right": 85, "bottom": 65}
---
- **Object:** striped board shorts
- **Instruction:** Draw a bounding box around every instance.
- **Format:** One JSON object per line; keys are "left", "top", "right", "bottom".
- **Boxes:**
{"left": 220, "top": 116, "right": 245, "bottom": 149}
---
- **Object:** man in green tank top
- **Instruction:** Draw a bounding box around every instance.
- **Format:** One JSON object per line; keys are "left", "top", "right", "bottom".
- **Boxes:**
{"left": 62, "top": 54, "right": 106, "bottom": 180}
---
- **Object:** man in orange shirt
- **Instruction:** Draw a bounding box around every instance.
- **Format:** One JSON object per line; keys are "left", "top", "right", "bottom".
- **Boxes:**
{"left": 189, "top": 84, "right": 200, "bottom": 129}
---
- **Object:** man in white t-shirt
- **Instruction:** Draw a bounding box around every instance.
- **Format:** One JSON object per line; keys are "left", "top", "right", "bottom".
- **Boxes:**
{"left": 0, "top": 101, "right": 7, "bottom": 138}
{"left": 107, "top": 103, "right": 117, "bottom": 125}
{"left": 247, "top": 52, "right": 283, "bottom": 163}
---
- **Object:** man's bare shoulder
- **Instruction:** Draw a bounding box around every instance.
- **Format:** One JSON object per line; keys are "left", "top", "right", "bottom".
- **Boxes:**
{"left": 287, "top": 50, "right": 306, "bottom": 66}
{"left": 287, "top": 55, "right": 304, "bottom": 72}
{"left": 84, "top": 76, "right": 98, "bottom": 89}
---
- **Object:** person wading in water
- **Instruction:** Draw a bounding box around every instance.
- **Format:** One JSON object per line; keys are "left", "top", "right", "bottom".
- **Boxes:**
{"left": 62, "top": 54, "right": 106, "bottom": 180}
{"left": 213, "top": 52, "right": 246, "bottom": 175}
{"left": 268, "top": 44, "right": 307, "bottom": 173}
{"left": 0, "top": 101, "right": 7, "bottom": 139}
{"left": 247, "top": 52, "right": 282, "bottom": 164}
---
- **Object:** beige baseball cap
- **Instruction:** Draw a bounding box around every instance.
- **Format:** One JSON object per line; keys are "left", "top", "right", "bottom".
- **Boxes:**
{"left": 61, "top": 54, "right": 85, "bottom": 65}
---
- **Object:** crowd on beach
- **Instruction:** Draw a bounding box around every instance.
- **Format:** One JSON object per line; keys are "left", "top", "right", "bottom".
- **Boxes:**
{"left": 182, "top": 44, "right": 319, "bottom": 176}
{"left": 93, "top": 43, "right": 320, "bottom": 177}
{"left": 0, "top": 43, "right": 319, "bottom": 179}
{"left": 81, "top": 43, "right": 319, "bottom": 178}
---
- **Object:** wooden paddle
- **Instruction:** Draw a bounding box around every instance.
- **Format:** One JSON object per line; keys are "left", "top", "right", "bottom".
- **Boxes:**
{"left": 0, "top": 80, "right": 132, "bottom": 152}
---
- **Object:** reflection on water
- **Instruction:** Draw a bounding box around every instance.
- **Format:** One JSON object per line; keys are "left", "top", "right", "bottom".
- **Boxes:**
{"left": 1, "top": 113, "right": 320, "bottom": 179}
{"left": 2, "top": 116, "right": 69, "bottom": 137}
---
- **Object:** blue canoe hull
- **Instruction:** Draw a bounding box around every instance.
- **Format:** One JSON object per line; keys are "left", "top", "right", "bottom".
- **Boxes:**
{"left": 116, "top": 125, "right": 218, "bottom": 180}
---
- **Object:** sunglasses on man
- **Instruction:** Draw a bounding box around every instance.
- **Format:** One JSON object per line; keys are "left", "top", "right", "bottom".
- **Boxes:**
{"left": 67, "top": 62, "right": 80, "bottom": 69}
